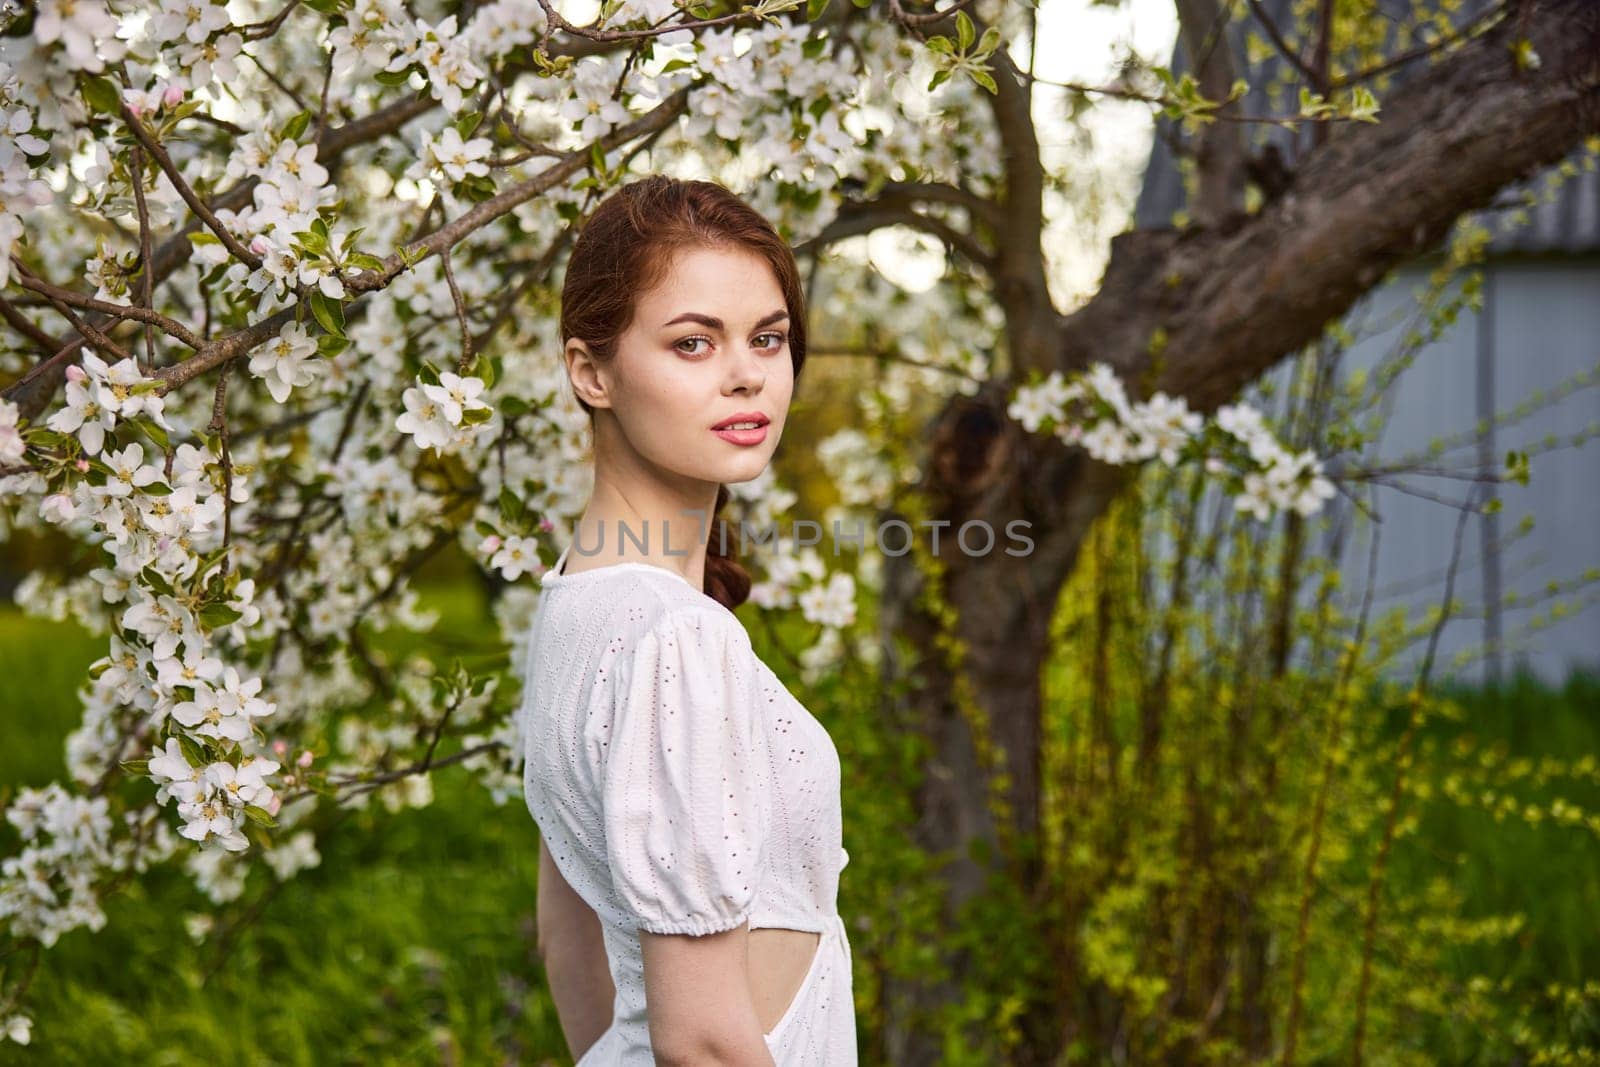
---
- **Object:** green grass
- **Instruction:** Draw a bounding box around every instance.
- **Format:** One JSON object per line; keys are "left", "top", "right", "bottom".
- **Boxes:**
{"left": 1396, "top": 668, "right": 1600, "bottom": 1016}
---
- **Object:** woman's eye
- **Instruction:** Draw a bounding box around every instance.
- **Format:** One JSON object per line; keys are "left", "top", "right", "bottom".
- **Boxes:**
{"left": 675, "top": 337, "right": 711, "bottom": 356}
{"left": 756, "top": 332, "right": 788, "bottom": 350}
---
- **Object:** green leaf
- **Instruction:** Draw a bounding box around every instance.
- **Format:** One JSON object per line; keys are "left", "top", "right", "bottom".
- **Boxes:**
{"left": 176, "top": 733, "right": 208, "bottom": 769}
{"left": 22, "top": 427, "right": 71, "bottom": 449}
{"left": 129, "top": 417, "right": 170, "bottom": 451}
{"left": 119, "top": 759, "right": 151, "bottom": 776}
{"left": 199, "top": 601, "right": 245, "bottom": 628}
{"left": 458, "top": 174, "right": 497, "bottom": 203}
{"left": 955, "top": 10, "right": 975, "bottom": 50}
{"left": 83, "top": 76, "right": 121, "bottom": 115}
{"left": 805, "top": 0, "right": 829, "bottom": 19}
{"left": 500, "top": 395, "right": 528, "bottom": 418}
{"left": 417, "top": 362, "right": 441, "bottom": 387}
{"left": 928, "top": 69, "right": 951, "bottom": 91}
{"left": 309, "top": 290, "right": 346, "bottom": 338}
{"left": 453, "top": 110, "right": 483, "bottom": 139}
{"left": 499, "top": 486, "right": 525, "bottom": 524}
{"left": 140, "top": 565, "right": 174, "bottom": 596}
{"left": 243, "top": 803, "right": 279, "bottom": 828}
{"left": 375, "top": 67, "right": 414, "bottom": 86}
{"left": 970, "top": 69, "right": 997, "bottom": 94}
{"left": 280, "top": 110, "right": 313, "bottom": 143}
{"left": 293, "top": 227, "right": 330, "bottom": 257}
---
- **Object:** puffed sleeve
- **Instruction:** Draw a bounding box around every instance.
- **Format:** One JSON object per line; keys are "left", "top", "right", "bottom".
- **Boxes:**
{"left": 601, "top": 607, "right": 771, "bottom": 936}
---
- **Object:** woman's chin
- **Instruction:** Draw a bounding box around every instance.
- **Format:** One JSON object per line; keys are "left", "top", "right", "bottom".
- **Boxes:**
{"left": 719, "top": 452, "right": 774, "bottom": 483}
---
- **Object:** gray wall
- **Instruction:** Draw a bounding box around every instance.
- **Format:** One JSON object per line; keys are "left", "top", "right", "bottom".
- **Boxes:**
{"left": 1287, "top": 257, "right": 1599, "bottom": 686}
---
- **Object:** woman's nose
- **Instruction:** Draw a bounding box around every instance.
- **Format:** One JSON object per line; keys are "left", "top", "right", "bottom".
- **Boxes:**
{"left": 727, "top": 345, "right": 766, "bottom": 392}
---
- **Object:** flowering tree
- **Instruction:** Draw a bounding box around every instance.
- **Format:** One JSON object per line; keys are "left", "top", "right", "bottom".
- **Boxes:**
{"left": 1, "top": 0, "right": 1597, "bottom": 1056}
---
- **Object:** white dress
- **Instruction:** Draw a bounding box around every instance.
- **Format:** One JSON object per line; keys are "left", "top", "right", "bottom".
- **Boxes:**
{"left": 519, "top": 543, "right": 857, "bottom": 1065}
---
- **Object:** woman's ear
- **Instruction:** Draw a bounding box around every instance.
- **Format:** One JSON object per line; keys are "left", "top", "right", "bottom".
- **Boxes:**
{"left": 566, "top": 339, "right": 613, "bottom": 410}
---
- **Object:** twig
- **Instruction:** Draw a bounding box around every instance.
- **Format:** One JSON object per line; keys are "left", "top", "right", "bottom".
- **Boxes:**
{"left": 129, "top": 146, "right": 157, "bottom": 372}
{"left": 119, "top": 103, "right": 264, "bottom": 272}
{"left": 11, "top": 269, "right": 203, "bottom": 350}
{"left": 10, "top": 259, "right": 132, "bottom": 363}
{"left": 440, "top": 245, "right": 475, "bottom": 374}
{"left": 885, "top": 0, "right": 985, "bottom": 29}
{"left": 531, "top": 0, "right": 760, "bottom": 44}
{"left": 0, "top": 294, "right": 62, "bottom": 355}
{"left": 237, "top": 0, "right": 304, "bottom": 40}
{"left": 206, "top": 357, "right": 236, "bottom": 574}
{"left": 1350, "top": 482, "right": 1482, "bottom": 1065}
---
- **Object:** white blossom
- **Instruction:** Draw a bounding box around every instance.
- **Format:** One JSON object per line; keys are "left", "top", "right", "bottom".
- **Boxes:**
{"left": 395, "top": 382, "right": 457, "bottom": 454}
{"left": 489, "top": 534, "right": 540, "bottom": 580}
{"left": 31, "top": 0, "right": 127, "bottom": 73}
{"left": 0, "top": 397, "right": 24, "bottom": 465}
{"left": 248, "top": 321, "right": 324, "bottom": 404}
{"left": 798, "top": 570, "right": 856, "bottom": 629}
{"left": 2, "top": 1014, "right": 30, "bottom": 1045}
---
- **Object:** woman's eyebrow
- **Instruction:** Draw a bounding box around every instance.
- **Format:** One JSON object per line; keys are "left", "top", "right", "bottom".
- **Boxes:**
{"left": 661, "top": 309, "right": 790, "bottom": 330}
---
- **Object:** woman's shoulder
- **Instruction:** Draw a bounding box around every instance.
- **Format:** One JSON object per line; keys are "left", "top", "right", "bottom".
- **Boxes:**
{"left": 633, "top": 579, "right": 752, "bottom": 655}
{"left": 544, "top": 563, "right": 751, "bottom": 654}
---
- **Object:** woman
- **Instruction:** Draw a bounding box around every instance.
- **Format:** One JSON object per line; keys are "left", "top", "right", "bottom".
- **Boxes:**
{"left": 519, "top": 175, "right": 856, "bottom": 1065}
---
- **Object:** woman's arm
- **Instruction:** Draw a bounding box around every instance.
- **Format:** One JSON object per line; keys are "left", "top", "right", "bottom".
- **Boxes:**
{"left": 536, "top": 837, "right": 616, "bottom": 1061}
{"left": 639, "top": 923, "right": 778, "bottom": 1067}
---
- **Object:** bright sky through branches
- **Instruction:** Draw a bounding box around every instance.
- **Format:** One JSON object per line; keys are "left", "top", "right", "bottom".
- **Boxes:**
{"left": 865, "top": 0, "right": 1178, "bottom": 300}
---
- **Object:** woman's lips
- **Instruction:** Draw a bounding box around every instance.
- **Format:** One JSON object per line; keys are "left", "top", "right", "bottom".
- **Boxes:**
{"left": 712, "top": 424, "right": 768, "bottom": 446}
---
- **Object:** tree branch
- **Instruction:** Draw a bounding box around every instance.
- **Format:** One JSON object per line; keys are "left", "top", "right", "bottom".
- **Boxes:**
{"left": 120, "top": 102, "right": 264, "bottom": 272}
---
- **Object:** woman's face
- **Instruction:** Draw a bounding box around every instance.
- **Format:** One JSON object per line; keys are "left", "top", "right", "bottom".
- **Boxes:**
{"left": 578, "top": 243, "right": 795, "bottom": 493}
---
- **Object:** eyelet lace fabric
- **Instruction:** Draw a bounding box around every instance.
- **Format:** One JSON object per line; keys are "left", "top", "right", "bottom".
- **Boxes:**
{"left": 519, "top": 544, "right": 857, "bottom": 1064}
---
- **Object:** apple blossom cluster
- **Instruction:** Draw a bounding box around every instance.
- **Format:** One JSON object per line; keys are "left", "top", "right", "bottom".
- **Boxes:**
{"left": 209, "top": 135, "right": 350, "bottom": 314}
{"left": 0, "top": 397, "right": 24, "bottom": 466}
{"left": 247, "top": 321, "right": 326, "bottom": 404}
{"left": 1007, "top": 364, "right": 1337, "bottom": 520}
{"left": 0, "top": 784, "right": 176, "bottom": 950}
{"left": 44, "top": 352, "right": 172, "bottom": 456}
{"left": 149, "top": 741, "right": 280, "bottom": 850}
{"left": 6, "top": 351, "right": 289, "bottom": 858}
{"left": 410, "top": 126, "right": 493, "bottom": 186}
{"left": 394, "top": 369, "right": 494, "bottom": 456}
{"left": 0, "top": 64, "right": 52, "bottom": 290}
{"left": 330, "top": 2, "right": 488, "bottom": 115}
